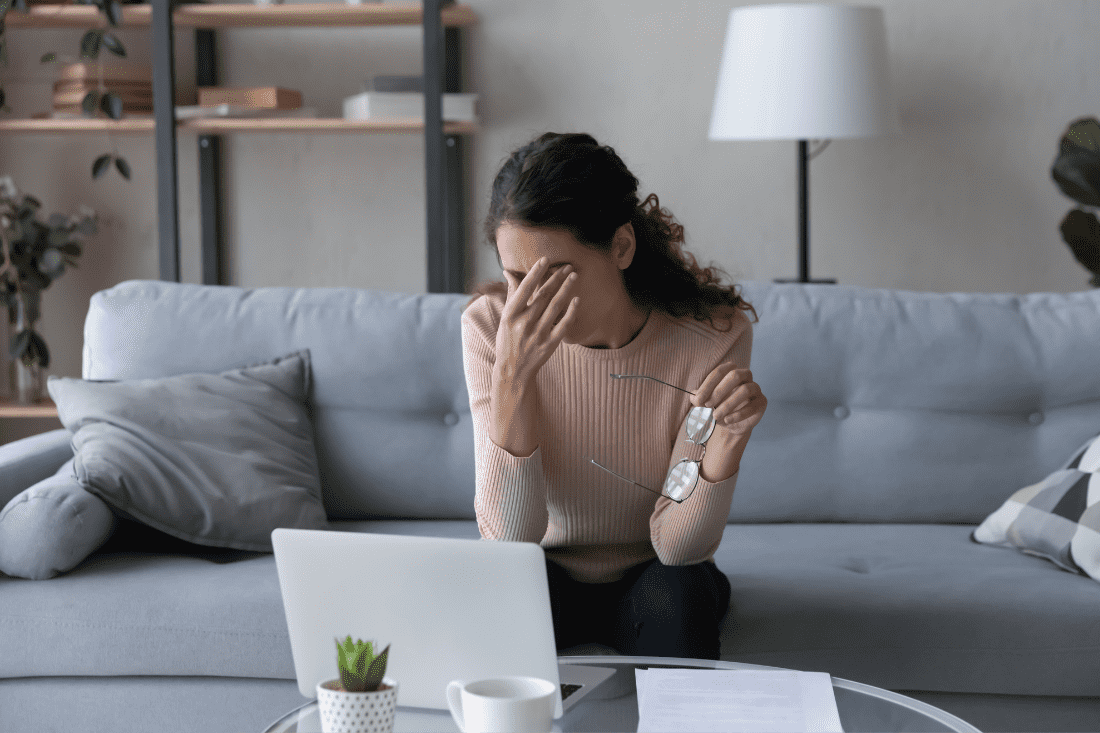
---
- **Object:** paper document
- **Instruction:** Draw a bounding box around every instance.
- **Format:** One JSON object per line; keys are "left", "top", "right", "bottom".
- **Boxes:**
{"left": 634, "top": 668, "right": 844, "bottom": 733}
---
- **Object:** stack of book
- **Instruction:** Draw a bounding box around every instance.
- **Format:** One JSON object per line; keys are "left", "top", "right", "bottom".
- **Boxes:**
{"left": 175, "top": 86, "right": 313, "bottom": 119}
{"left": 52, "top": 62, "right": 153, "bottom": 116}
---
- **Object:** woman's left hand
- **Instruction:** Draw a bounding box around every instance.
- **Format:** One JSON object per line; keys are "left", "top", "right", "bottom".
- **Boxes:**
{"left": 689, "top": 362, "right": 767, "bottom": 436}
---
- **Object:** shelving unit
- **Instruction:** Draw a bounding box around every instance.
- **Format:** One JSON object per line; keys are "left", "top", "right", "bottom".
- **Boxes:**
{"left": 2, "top": 0, "right": 476, "bottom": 293}
{"left": 0, "top": 399, "right": 59, "bottom": 419}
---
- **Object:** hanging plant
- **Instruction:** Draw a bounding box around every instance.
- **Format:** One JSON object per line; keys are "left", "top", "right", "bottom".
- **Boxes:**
{"left": 0, "top": 0, "right": 141, "bottom": 180}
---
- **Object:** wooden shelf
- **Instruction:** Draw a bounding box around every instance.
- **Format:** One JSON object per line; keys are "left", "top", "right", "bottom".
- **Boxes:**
{"left": 0, "top": 116, "right": 478, "bottom": 134}
{"left": 0, "top": 398, "right": 59, "bottom": 418}
{"left": 3, "top": 2, "right": 478, "bottom": 29}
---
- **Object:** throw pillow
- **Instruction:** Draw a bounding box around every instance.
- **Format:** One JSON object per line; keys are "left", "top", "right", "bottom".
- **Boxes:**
{"left": 0, "top": 458, "right": 117, "bottom": 580}
{"left": 971, "top": 432, "right": 1100, "bottom": 582}
{"left": 46, "top": 350, "right": 330, "bottom": 553}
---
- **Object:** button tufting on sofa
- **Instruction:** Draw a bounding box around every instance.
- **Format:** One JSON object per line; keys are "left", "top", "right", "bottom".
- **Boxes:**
{"left": 833, "top": 405, "right": 850, "bottom": 420}
{"left": 1028, "top": 411, "right": 1044, "bottom": 425}
{"left": 444, "top": 412, "right": 459, "bottom": 426}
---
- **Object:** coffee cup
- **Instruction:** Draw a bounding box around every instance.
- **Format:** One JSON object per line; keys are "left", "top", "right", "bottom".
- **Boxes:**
{"left": 445, "top": 676, "right": 556, "bottom": 733}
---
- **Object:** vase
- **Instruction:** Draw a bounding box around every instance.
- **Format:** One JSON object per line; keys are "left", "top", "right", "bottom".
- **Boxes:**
{"left": 316, "top": 677, "right": 399, "bottom": 733}
{"left": 8, "top": 297, "right": 45, "bottom": 404}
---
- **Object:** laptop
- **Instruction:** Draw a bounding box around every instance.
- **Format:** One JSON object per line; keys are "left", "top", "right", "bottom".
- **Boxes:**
{"left": 272, "top": 528, "right": 617, "bottom": 720}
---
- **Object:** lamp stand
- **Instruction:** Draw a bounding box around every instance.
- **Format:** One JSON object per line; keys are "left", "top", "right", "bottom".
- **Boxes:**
{"left": 774, "top": 140, "right": 837, "bottom": 284}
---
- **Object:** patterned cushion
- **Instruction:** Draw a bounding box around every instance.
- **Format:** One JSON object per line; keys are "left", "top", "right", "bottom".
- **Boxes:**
{"left": 972, "top": 433, "right": 1100, "bottom": 581}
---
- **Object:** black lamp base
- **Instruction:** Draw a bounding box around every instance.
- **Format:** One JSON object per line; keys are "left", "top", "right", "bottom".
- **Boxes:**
{"left": 773, "top": 277, "right": 837, "bottom": 284}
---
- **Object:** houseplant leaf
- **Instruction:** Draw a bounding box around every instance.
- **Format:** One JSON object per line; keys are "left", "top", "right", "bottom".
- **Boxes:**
{"left": 115, "top": 156, "right": 131, "bottom": 180}
{"left": 80, "top": 29, "right": 102, "bottom": 60}
{"left": 1052, "top": 118, "right": 1100, "bottom": 208}
{"left": 1059, "top": 208, "right": 1100, "bottom": 278}
{"left": 102, "top": 32, "right": 125, "bottom": 58}
{"left": 82, "top": 91, "right": 100, "bottom": 116}
{"left": 92, "top": 154, "right": 113, "bottom": 179}
{"left": 101, "top": 91, "right": 123, "bottom": 120}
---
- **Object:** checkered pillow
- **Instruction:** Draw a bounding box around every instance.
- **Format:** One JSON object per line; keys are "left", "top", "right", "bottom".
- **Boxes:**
{"left": 972, "top": 433, "right": 1100, "bottom": 582}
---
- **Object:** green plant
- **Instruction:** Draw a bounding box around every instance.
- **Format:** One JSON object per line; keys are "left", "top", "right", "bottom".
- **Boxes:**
{"left": 0, "top": 175, "right": 96, "bottom": 368}
{"left": 0, "top": 0, "right": 137, "bottom": 180}
{"left": 1051, "top": 117, "right": 1100, "bottom": 287}
{"left": 335, "top": 636, "right": 390, "bottom": 693}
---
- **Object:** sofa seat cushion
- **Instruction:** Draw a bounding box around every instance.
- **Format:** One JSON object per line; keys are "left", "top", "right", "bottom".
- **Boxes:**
{"left": 0, "top": 520, "right": 481, "bottom": 680}
{"left": 715, "top": 523, "right": 1100, "bottom": 697}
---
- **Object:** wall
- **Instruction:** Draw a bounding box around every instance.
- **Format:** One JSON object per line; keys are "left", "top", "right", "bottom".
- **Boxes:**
{"left": 0, "top": 0, "right": 1096, "bottom": 442}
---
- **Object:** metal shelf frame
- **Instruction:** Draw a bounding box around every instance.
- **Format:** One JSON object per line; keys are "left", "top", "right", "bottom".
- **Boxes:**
{"left": 150, "top": 0, "right": 467, "bottom": 292}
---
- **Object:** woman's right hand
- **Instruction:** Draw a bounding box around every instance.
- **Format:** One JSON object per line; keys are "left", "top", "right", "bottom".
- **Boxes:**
{"left": 495, "top": 256, "right": 580, "bottom": 386}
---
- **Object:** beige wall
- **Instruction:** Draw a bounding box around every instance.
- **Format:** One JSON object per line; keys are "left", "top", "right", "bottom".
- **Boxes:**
{"left": 0, "top": 0, "right": 1096, "bottom": 441}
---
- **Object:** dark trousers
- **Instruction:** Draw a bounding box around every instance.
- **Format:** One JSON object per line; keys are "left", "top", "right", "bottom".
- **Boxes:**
{"left": 545, "top": 556, "right": 732, "bottom": 661}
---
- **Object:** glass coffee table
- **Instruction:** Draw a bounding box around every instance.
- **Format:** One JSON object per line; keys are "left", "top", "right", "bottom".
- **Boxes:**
{"left": 262, "top": 655, "right": 983, "bottom": 733}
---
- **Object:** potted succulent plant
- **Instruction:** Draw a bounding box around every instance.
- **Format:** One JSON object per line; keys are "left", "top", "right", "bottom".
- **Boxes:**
{"left": 0, "top": 176, "right": 96, "bottom": 403}
{"left": 1051, "top": 117, "right": 1100, "bottom": 287}
{"left": 316, "top": 636, "right": 397, "bottom": 733}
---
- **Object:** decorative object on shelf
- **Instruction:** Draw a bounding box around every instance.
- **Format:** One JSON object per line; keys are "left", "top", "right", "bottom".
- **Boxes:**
{"left": 52, "top": 61, "right": 152, "bottom": 116}
{"left": 708, "top": 3, "right": 900, "bottom": 284}
{"left": 0, "top": 0, "right": 139, "bottom": 179}
{"left": 0, "top": 175, "right": 96, "bottom": 403}
{"left": 198, "top": 85, "right": 302, "bottom": 110}
{"left": 317, "top": 636, "right": 397, "bottom": 733}
{"left": 1051, "top": 117, "right": 1100, "bottom": 287}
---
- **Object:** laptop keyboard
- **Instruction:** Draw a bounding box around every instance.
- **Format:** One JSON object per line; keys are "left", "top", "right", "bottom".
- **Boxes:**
{"left": 561, "top": 683, "right": 583, "bottom": 700}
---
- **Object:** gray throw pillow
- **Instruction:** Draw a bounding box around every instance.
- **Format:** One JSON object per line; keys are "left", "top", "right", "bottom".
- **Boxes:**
{"left": 46, "top": 350, "right": 330, "bottom": 553}
{"left": 971, "top": 432, "right": 1100, "bottom": 583}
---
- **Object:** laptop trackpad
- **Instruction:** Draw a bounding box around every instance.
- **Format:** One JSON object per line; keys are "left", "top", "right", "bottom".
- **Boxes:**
{"left": 557, "top": 664, "right": 618, "bottom": 710}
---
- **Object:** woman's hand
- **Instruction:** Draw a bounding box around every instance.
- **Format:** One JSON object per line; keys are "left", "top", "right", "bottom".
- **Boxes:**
{"left": 496, "top": 256, "right": 580, "bottom": 385}
{"left": 689, "top": 362, "right": 767, "bottom": 436}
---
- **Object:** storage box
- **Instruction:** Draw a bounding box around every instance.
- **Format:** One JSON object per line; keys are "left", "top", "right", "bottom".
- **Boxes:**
{"left": 198, "top": 87, "right": 302, "bottom": 110}
{"left": 342, "top": 92, "right": 477, "bottom": 122}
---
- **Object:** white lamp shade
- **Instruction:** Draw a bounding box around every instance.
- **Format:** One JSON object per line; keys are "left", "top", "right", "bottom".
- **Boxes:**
{"left": 709, "top": 3, "right": 900, "bottom": 141}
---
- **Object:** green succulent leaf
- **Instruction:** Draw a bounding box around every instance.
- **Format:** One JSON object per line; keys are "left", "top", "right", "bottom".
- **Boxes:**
{"left": 1059, "top": 208, "right": 1100, "bottom": 279}
{"left": 1052, "top": 118, "right": 1100, "bottom": 208}
{"left": 115, "top": 156, "right": 131, "bottom": 180}
{"left": 92, "top": 154, "right": 113, "bottom": 179}
{"left": 364, "top": 643, "right": 389, "bottom": 691}
{"left": 26, "top": 330, "right": 49, "bottom": 368}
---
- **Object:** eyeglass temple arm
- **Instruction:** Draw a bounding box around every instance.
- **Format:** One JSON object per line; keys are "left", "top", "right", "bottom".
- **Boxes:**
{"left": 588, "top": 458, "right": 670, "bottom": 500}
{"left": 610, "top": 373, "right": 696, "bottom": 396}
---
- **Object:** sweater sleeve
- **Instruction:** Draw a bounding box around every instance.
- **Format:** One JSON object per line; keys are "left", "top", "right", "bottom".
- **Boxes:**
{"left": 649, "top": 315, "right": 753, "bottom": 565}
{"left": 460, "top": 297, "right": 550, "bottom": 544}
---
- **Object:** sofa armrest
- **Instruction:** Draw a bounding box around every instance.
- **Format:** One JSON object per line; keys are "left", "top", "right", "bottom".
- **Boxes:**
{"left": 0, "top": 428, "right": 74, "bottom": 509}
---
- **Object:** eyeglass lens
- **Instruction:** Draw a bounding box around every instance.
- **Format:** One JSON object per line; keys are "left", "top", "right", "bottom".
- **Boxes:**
{"left": 661, "top": 406, "right": 716, "bottom": 500}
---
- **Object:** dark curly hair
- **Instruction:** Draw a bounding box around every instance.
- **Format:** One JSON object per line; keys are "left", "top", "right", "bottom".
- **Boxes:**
{"left": 465, "top": 132, "right": 757, "bottom": 331}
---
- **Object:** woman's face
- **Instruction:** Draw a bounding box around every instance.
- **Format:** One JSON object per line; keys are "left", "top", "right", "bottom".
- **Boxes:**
{"left": 496, "top": 221, "right": 635, "bottom": 346}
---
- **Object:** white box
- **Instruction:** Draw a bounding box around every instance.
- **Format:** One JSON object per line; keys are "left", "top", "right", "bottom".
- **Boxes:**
{"left": 342, "top": 92, "right": 478, "bottom": 122}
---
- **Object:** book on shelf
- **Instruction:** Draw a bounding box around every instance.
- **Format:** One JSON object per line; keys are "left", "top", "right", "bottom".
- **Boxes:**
{"left": 342, "top": 92, "right": 478, "bottom": 122}
{"left": 56, "top": 61, "right": 152, "bottom": 84}
{"left": 197, "top": 87, "right": 303, "bottom": 110}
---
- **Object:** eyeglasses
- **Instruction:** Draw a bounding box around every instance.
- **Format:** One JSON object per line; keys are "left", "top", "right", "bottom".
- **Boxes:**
{"left": 587, "top": 373, "right": 716, "bottom": 503}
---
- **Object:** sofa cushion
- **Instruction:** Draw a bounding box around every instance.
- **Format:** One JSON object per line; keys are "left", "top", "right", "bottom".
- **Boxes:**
{"left": 714, "top": 523, "right": 1100, "bottom": 697}
{"left": 3, "top": 521, "right": 1097, "bottom": 699}
{"left": 0, "top": 458, "right": 116, "bottom": 580}
{"left": 81, "top": 280, "right": 476, "bottom": 521}
{"left": 971, "top": 431, "right": 1100, "bottom": 581}
{"left": 47, "top": 350, "right": 330, "bottom": 553}
{"left": 0, "top": 520, "right": 481, "bottom": 680}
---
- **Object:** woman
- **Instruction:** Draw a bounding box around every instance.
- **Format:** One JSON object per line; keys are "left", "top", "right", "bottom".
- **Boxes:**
{"left": 461, "top": 132, "right": 767, "bottom": 660}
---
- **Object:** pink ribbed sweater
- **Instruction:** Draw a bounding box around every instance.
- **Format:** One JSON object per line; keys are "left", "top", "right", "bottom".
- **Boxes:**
{"left": 460, "top": 292, "right": 753, "bottom": 584}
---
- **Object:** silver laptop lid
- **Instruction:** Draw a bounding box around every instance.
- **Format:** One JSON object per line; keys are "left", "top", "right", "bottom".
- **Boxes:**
{"left": 272, "top": 529, "right": 567, "bottom": 717}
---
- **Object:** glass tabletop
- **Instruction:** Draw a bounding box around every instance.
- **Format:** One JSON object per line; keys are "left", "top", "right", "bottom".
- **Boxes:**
{"left": 261, "top": 655, "right": 983, "bottom": 733}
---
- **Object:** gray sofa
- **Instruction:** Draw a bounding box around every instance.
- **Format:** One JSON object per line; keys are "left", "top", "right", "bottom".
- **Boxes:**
{"left": 2, "top": 278, "right": 1099, "bottom": 733}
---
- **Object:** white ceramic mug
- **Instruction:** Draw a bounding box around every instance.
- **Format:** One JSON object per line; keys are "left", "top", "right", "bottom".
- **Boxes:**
{"left": 446, "top": 676, "right": 556, "bottom": 733}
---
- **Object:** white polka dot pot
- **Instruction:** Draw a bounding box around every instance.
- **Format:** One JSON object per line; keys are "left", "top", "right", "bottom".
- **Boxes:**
{"left": 316, "top": 677, "right": 399, "bottom": 733}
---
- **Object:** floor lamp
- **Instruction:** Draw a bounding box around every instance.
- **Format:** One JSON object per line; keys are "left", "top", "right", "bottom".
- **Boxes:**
{"left": 708, "top": 4, "right": 900, "bottom": 284}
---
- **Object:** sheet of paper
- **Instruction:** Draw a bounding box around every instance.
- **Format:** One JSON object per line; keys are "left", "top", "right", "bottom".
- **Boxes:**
{"left": 634, "top": 668, "right": 844, "bottom": 733}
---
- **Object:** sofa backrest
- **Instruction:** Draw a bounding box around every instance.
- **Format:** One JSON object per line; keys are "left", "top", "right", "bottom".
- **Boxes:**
{"left": 83, "top": 279, "right": 1100, "bottom": 524}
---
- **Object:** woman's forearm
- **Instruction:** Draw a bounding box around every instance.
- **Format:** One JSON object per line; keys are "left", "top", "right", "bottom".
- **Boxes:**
{"left": 489, "top": 364, "right": 541, "bottom": 458}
